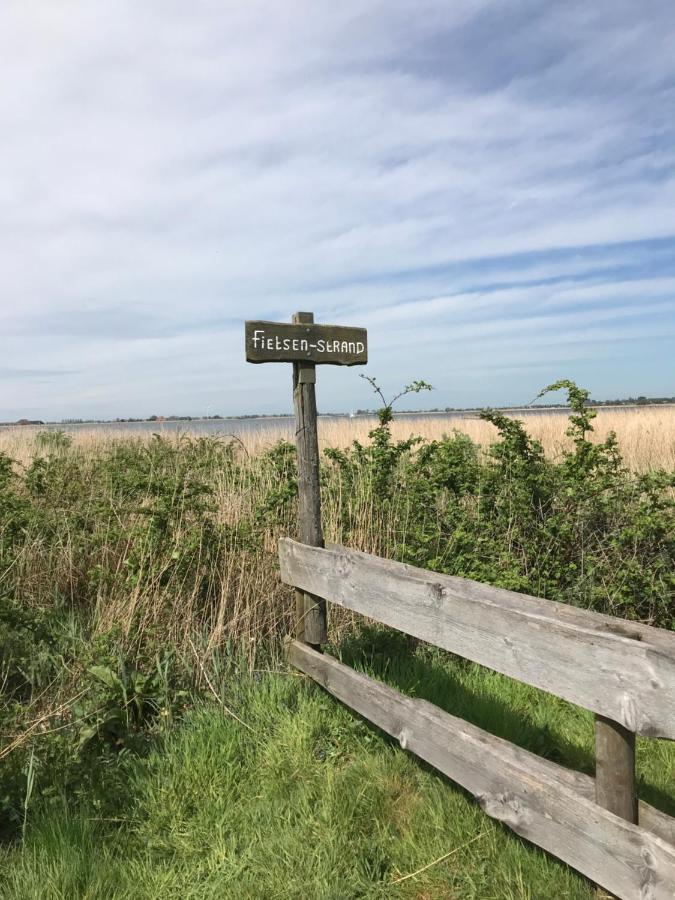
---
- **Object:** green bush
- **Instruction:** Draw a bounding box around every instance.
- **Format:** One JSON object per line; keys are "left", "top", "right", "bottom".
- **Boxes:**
{"left": 327, "top": 380, "right": 675, "bottom": 625}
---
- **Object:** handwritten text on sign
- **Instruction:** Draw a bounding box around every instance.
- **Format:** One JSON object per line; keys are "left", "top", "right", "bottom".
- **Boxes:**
{"left": 245, "top": 321, "right": 368, "bottom": 365}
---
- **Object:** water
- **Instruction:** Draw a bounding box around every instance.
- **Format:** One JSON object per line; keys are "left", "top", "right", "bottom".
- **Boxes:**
{"left": 3, "top": 405, "right": 663, "bottom": 439}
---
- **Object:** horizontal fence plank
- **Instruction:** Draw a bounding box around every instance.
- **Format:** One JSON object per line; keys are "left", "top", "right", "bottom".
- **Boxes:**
{"left": 279, "top": 539, "right": 675, "bottom": 739}
{"left": 289, "top": 641, "right": 675, "bottom": 899}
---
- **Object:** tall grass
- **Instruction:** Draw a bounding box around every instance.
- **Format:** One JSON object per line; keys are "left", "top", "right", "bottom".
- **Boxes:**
{"left": 1, "top": 403, "right": 673, "bottom": 678}
{"left": 2, "top": 404, "right": 675, "bottom": 471}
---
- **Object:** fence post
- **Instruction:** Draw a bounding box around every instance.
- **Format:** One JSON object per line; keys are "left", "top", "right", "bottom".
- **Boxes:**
{"left": 292, "top": 311, "right": 327, "bottom": 648}
{"left": 595, "top": 715, "right": 637, "bottom": 823}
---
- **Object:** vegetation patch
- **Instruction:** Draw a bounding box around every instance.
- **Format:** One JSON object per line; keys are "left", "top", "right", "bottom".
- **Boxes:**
{"left": 1, "top": 381, "right": 674, "bottom": 896}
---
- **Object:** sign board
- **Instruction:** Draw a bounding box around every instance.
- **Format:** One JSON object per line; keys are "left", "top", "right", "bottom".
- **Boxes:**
{"left": 245, "top": 311, "right": 368, "bottom": 646}
{"left": 245, "top": 320, "right": 367, "bottom": 366}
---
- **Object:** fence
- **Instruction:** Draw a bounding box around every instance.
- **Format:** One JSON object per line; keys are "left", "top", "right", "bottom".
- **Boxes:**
{"left": 279, "top": 537, "right": 675, "bottom": 900}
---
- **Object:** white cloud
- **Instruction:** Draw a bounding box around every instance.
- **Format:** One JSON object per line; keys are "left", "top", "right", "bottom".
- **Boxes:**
{"left": 0, "top": 1, "right": 674, "bottom": 419}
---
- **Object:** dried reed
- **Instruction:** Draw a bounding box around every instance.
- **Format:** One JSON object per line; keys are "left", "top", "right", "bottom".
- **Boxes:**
{"left": 2, "top": 406, "right": 673, "bottom": 471}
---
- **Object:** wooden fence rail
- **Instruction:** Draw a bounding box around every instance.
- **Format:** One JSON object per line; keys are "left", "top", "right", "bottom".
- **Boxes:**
{"left": 280, "top": 539, "right": 675, "bottom": 738}
{"left": 280, "top": 538, "right": 675, "bottom": 899}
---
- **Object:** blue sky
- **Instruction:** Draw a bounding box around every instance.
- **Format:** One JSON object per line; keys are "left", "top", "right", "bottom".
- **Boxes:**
{"left": 1, "top": 1, "right": 674, "bottom": 419}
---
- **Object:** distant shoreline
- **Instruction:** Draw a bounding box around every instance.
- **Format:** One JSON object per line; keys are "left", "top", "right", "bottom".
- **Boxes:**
{"left": 2, "top": 402, "right": 674, "bottom": 429}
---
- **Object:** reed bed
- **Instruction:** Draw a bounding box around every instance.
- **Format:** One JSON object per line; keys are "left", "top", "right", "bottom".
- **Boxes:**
{"left": 2, "top": 405, "right": 674, "bottom": 471}
{"left": 1, "top": 404, "right": 672, "bottom": 668}
{"left": 2, "top": 406, "right": 673, "bottom": 660}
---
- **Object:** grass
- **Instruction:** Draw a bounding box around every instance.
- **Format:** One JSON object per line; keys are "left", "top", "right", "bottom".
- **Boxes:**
{"left": 6, "top": 628, "right": 654, "bottom": 900}
{"left": 2, "top": 403, "right": 675, "bottom": 472}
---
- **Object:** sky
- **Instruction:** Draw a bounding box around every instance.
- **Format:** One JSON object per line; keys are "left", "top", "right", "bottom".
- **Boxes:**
{"left": 1, "top": 0, "right": 675, "bottom": 420}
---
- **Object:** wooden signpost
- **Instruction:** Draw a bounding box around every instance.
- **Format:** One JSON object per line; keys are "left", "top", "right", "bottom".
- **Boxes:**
{"left": 245, "top": 312, "right": 368, "bottom": 648}
{"left": 245, "top": 320, "right": 367, "bottom": 366}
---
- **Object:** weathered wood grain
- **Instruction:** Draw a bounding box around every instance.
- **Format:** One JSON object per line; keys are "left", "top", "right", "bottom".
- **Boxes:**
{"left": 288, "top": 641, "right": 675, "bottom": 899}
{"left": 291, "top": 313, "right": 326, "bottom": 646}
{"left": 596, "top": 715, "right": 638, "bottom": 822}
{"left": 245, "top": 320, "right": 367, "bottom": 365}
{"left": 279, "top": 539, "right": 675, "bottom": 739}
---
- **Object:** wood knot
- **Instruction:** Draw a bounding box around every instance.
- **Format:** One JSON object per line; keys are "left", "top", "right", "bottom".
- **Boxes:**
{"left": 398, "top": 728, "right": 412, "bottom": 750}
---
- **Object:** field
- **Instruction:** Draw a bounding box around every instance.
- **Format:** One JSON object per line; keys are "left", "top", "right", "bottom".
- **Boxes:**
{"left": 1, "top": 395, "right": 674, "bottom": 898}
{"left": 3, "top": 404, "right": 675, "bottom": 471}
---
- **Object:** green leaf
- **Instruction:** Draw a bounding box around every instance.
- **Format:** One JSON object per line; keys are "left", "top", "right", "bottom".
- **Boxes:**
{"left": 88, "top": 665, "right": 124, "bottom": 692}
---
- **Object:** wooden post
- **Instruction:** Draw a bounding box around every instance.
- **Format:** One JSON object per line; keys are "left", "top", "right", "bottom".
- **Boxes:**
{"left": 292, "top": 311, "right": 327, "bottom": 648}
{"left": 595, "top": 715, "right": 637, "bottom": 823}
{"left": 244, "top": 310, "right": 366, "bottom": 646}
